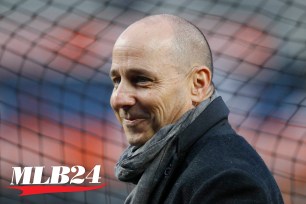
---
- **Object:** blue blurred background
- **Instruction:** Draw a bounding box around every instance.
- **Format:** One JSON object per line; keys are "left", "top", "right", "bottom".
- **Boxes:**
{"left": 0, "top": 0, "right": 306, "bottom": 203}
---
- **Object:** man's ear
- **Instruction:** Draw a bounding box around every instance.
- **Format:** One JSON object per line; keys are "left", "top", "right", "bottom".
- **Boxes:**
{"left": 190, "top": 66, "right": 212, "bottom": 106}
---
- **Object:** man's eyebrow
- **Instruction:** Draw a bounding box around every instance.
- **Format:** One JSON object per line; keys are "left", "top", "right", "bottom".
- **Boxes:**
{"left": 128, "top": 68, "right": 153, "bottom": 76}
{"left": 109, "top": 67, "right": 154, "bottom": 78}
{"left": 109, "top": 69, "right": 118, "bottom": 78}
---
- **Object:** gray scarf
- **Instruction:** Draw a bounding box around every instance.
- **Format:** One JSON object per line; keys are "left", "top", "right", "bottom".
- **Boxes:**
{"left": 115, "top": 92, "right": 218, "bottom": 204}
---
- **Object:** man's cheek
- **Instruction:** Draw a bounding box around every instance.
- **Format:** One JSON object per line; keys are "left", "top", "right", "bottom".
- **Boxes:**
{"left": 110, "top": 95, "right": 115, "bottom": 109}
{"left": 116, "top": 114, "right": 122, "bottom": 123}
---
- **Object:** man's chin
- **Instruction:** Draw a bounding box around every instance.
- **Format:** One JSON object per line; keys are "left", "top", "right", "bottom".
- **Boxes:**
{"left": 126, "top": 132, "right": 153, "bottom": 147}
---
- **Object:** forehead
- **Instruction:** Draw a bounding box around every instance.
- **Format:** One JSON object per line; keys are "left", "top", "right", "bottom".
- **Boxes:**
{"left": 112, "top": 44, "right": 146, "bottom": 60}
{"left": 110, "top": 22, "right": 179, "bottom": 76}
{"left": 110, "top": 41, "right": 178, "bottom": 77}
{"left": 110, "top": 44, "right": 151, "bottom": 73}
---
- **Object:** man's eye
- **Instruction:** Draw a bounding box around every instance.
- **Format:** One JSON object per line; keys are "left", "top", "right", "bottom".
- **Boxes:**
{"left": 112, "top": 77, "right": 121, "bottom": 86}
{"left": 133, "top": 76, "right": 151, "bottom": 84}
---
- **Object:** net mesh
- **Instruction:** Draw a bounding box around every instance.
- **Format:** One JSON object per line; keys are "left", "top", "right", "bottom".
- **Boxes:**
{"left": 0, "top": 0, "right": 305, "bottom": 203}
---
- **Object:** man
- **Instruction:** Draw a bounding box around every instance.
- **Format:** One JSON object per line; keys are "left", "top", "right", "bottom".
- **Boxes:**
{"left": 109, "top": 14, "right": 283, "bottom": 204}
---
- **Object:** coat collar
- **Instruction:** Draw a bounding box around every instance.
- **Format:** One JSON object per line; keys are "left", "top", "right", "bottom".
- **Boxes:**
{"left": 177, "top": 96, "right": 229, "bottom": 155}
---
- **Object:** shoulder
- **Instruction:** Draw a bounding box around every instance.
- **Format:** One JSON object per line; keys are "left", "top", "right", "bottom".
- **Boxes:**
{"left": 166, "top": 164, "right": 276, "bottom": 203}
{"left": 165, "top": 133, "right": 283, "bottom": 204}
{"left": 188, "top": 132, "right": 277, "bottom": 187}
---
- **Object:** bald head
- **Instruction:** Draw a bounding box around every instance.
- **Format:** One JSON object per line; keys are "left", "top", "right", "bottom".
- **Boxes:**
{"left": 114, "top": 14, "right": 213, "bottom": 74}
{"left": 111, "top": 15, "right": 214, "bottom": 146}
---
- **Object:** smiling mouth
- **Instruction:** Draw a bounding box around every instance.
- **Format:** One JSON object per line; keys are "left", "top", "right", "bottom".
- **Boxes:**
{"left": 123, "top": 118, "right": 147, "bottom": 126}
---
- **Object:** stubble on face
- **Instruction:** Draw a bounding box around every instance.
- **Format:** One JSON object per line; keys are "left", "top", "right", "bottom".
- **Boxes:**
{"left": 110, "top": 20, "right": 194, "bottom": 146}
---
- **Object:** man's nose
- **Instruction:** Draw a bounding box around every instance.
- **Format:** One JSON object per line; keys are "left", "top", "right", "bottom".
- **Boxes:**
{"left": 111, "top": 83, "right": 136, "bottom": 109}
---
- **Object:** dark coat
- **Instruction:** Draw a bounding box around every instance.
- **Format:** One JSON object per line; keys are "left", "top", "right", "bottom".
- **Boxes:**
{"left": 150, "top": 97, "right": 284, "bottom": 204}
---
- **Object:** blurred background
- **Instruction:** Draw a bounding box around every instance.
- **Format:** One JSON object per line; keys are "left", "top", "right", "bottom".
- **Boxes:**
{"left": 0, "top": 0, "right": 305, "bottom": 203}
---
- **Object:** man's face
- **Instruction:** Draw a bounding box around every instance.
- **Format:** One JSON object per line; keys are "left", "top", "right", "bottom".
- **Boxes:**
{"left": 110, "top": 33, "right": 193, "bottom": 146}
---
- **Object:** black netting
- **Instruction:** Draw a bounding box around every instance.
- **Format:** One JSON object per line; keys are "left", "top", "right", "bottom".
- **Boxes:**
{"left": 0, "top": 0, "right": 305, "bottom": 203}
